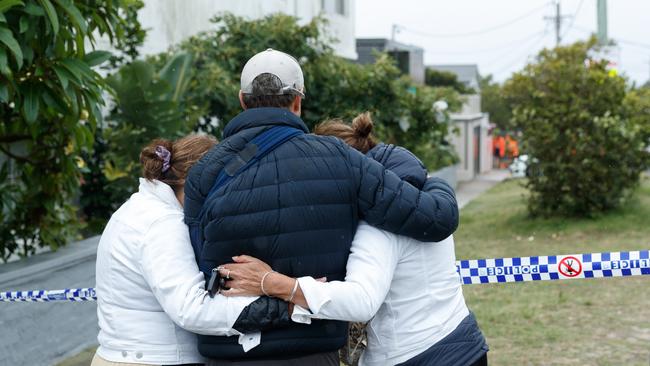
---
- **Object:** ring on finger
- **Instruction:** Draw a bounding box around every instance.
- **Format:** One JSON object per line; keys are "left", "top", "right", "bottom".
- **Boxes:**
{"left": 226, "top": 269, "right": 232, "bottom": 280}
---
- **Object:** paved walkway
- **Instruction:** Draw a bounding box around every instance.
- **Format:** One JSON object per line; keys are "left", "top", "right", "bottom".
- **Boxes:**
{"left": 455, "top": 169, "right": 511, "bottom": 209}
{"left": 0, "top": 237, "right": 100, "bottom": 366}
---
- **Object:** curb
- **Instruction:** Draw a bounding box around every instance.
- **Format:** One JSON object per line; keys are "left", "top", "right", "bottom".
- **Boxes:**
{"left": 0, "top": 236, "right": 100, "bottom": 287}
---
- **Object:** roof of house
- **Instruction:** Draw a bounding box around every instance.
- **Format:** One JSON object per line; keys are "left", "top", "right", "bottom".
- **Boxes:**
{"left": 356, "top": 38, "right": 424, "bottom": 53}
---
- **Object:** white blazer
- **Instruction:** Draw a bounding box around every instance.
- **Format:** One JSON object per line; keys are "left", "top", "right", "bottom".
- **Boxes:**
{"left": 293, "top": 223, "right": 469, "bottom": 366}
{"left": 95, "top": 178, "right": 256, "bottom": 364}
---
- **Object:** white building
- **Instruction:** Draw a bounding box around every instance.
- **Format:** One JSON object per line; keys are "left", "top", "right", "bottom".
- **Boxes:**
{"left": 429, "top": 64, "right": 493, "bottom": 182}
{"left": 137, "top": 0, "right": 357, "bottom": 59}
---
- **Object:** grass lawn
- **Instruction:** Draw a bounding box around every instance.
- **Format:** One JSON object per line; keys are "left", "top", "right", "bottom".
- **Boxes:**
{"left": 456, "top": 176, "right": 650, "bottom": 366}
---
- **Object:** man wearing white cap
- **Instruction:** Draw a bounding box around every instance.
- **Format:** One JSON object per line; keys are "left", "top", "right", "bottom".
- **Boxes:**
{"left": 184, "top": 49, "right": 459, "bottom": 365}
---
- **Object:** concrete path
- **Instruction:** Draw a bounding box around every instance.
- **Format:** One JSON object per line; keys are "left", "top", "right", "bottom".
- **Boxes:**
{"left": 0, "top": 237, "right": 100, "bottom": 366}
{"left": 455, "top": 169, "right": 511, "bottom": 209}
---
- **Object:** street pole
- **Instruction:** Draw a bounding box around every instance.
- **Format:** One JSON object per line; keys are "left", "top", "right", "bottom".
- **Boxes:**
{"left": 597, "top": 0, "right": 608, "bottom": 45}
{"left": 544, "top": 1, "right": 570, "bottom": 46}
{"left": 555, "top": 1, "right": 561, "bottom": 46}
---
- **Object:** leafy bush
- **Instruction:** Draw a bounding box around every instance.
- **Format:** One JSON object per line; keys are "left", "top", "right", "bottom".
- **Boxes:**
{"left": 425, "top": 68, "right": 475, "bottom": 94}
{"left": 159, "top": 13, "right": 461, "bottom": 169}
{"left": 480, "top": 74, "right": 513, "bottom": 132}
{"left": 0, "top": 0, "right": 140, "bottom": 260}
{"left": 79, "top": 53, "right": 196, "bottom": 231}
{"left": 504, "top": 39, "right": 650, "bottom": 217}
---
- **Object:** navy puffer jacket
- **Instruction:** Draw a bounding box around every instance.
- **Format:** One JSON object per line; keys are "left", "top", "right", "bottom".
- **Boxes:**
{"left": 367, "top": 143, "right": 428, "bottom": 189}
{"left": 184, "top": 108, "right": 458, "bottom": 360}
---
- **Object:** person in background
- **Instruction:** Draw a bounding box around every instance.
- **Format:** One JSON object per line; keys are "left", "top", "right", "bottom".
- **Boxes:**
{"left": 219, "top": 113, "right": 489, "bottom": 366}
{"left": 93, "top": 135, "right": 285, "bottom": 366}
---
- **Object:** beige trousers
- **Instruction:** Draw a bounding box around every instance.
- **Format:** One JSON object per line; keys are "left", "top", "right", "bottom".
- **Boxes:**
{"left": 91, "top": 353, "right": 160, "bottom": 366}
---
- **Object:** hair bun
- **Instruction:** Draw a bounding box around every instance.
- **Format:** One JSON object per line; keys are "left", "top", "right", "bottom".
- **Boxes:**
{"left": 351, "top": 112, "right": 374, "bottom": 138}
{"left": 140, "top": 139, "right": 173, "bottom": 181}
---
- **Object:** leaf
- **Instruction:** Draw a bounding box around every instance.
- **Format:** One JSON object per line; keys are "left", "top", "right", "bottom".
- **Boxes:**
{"left": 0, "top": 0, "right": 24, "bottom": 13}
{"left": 20, "top": 42, "right": 32, "bottom": 64}
{"left": 37, "top": 0, "right": 58, "bottom": 35}
{"left": 22, "top": 83, "right": 40, "bottom": 123}
{"left": 21, "top": 2, "right": 44, "bottom": 16}
{"left": 0, "top": 83, "right": 8, "bottom": 102}
{"left": 52, "top": 64, "right": 79, "bottom": 89}
{"left": 0, "top": 48, "right": 9, "bottom": 75}
{"left": 54, "top": 0, "right": 86, "bottom": 33}
{"left": 0, "top": 25, "right": 22, "bottom": 69}
{"left": 102, "top": 160, "right": 129, "bottom": 181}
{"left": 41, "top": 86, "right": 68, "bottom": 113}
{"left": 83, "top": 50, "right": 111, "bottom": 67}
{"left": 18, "top": 15, "right": 28, "bottom": 33}
{"left": 159, "top": 52, "right": 193, "bottom": 102}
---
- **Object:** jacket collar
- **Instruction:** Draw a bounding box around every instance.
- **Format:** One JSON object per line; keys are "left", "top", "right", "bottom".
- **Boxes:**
{"left": 138, "top": 178, "right": 183, "bottom": 212}
{"left": 223, "top": 108, "right": 310, "bottom": 138}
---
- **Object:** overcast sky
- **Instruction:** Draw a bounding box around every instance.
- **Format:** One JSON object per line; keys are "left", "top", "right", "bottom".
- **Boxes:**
{"left": 355, "top": 0, "right": 650, "bottom": 85}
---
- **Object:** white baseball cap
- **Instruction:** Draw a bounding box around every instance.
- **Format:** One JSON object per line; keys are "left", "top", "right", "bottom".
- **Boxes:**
{"left": 240, "top": 48, "right": 305, "bottom": 98}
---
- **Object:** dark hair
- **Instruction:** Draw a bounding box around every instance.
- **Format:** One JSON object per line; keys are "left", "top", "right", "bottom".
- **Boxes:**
{"left": 140, "top": 134, "right": 217, "bottom": 192}
{"left": 242, "top": 73, "right": 297, "bottom": 109}
{"left": 314, "top": 112, "right": 378, "bottom": 154}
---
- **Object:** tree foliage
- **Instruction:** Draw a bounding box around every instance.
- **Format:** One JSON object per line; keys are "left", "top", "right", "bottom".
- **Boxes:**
{"left": 160, "top": 13, "right": 461, "bottom": 169}
{"left": 0, "top": 0, "right": 141, "bottom": 260}
{"left": 425, "top": 68, "right": 475, "bottom": 94}
{"left": 479, "top": 74, "right": 513, "bottom": 132}
{"left": 504, "top": 39, "right": 650, "bottom": 217}
{"left": 80, "top": 53, "right": 196, "bottom": 231}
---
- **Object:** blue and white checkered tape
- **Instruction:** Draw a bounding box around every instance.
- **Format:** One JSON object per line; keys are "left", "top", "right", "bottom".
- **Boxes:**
{"left": 456, "top": 250, "right": 650, "bottom": 285}
{"left": 0, "top": 288, "right": 96, "bottom": 302}
{"left": 1, "top": 250, "right": 649, "bottom": 302}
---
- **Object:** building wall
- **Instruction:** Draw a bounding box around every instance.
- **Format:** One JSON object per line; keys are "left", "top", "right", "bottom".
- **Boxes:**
{"left": 356, "top": 39, "right": 425, "bottom": 84}
{"left": 137, "top": 0, "right": 357, "bottom": 59}
{"left": 450, "top": 113, "right": 492, "bottom": 182}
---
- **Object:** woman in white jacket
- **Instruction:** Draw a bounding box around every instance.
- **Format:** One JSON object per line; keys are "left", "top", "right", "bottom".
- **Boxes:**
{"left": 92, "top": 135, "right": 278, "bottom": 366}
{"left": 219, "top": 114, "right": 489, "bottom": 366}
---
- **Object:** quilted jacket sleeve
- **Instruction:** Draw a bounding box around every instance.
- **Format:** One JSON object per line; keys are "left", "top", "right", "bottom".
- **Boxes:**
{"left": 231, "top": 297, "right": 291, "bottom": 333}
{"left": 349, "top": 146, "right": 459, "bottom": 242}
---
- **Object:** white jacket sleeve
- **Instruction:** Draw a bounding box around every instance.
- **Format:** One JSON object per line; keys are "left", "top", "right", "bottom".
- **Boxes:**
{"left": 140, "top": 214, "right": 257, "bottom": 335}
{"left": 292, "top": 222, "right": 400, "bottom": 323}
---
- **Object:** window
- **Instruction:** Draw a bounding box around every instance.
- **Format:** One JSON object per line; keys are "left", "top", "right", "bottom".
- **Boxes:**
{"left": 321, "top": 0, "right": 346, "bottom": 16}
{"left": 335, "top": 0, "right": 345, "bottom": 15}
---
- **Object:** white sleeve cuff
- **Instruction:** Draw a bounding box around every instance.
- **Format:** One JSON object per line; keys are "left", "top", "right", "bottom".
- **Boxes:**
{"left": 290, "top": 277, "right": 332, "bottom": 324}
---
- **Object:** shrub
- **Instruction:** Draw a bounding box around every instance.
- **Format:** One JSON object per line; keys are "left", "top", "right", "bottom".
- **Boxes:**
{"left": 0, "top": 0, "right": 141, "bottom": 260}
{"left": 503, "top": 39, "right": 650, "bottom": 217}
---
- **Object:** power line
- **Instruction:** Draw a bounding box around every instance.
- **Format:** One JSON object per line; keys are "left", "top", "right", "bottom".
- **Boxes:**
{"left": 487, "top": 30, "right": 550, "bottom": 78}
{"left": 427, "top": 31, "right": 546, "bottom": 55}
{"left": 395, "top": 2, "right": 550, "bottom": 39}
{"left": 571, "top": 25, "right": 650, "bottom": 49}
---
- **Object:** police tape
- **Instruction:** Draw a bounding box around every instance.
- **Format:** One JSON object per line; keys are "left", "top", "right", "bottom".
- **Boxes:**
{"left": 2, "top": 250, "right": 649, "bottom": 302}
{"left": 1, "top": 288, "right": 96, "bottom": 302}
{"left": 456, "top": 249, "right": 650, "bottom": 284}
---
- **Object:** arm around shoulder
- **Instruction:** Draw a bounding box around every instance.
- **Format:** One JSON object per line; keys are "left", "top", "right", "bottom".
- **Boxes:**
{"left": 352, "top": 151, "right": 459, "bottom": 242}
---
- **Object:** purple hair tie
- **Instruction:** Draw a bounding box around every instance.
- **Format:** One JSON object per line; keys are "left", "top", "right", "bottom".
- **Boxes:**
{"left": 155, "top": 145, "right": 171, "bottom": 173}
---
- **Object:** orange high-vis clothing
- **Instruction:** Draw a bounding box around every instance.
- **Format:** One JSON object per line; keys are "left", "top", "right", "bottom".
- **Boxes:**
{"left": 505, "top": 135, "right": 519, "bottom": 157}
{"left": 494, "top": 136, "right": 506, "bottom": 158}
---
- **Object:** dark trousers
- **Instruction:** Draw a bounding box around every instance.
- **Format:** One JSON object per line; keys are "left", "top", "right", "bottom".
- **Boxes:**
{"left": 206, "top": 351, "right": 339, "bottom": 366}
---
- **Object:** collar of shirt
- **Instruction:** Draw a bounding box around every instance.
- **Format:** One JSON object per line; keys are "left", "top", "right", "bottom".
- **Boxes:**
{"left": 138, "top": 178, "right": 182, "bottom": 212}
